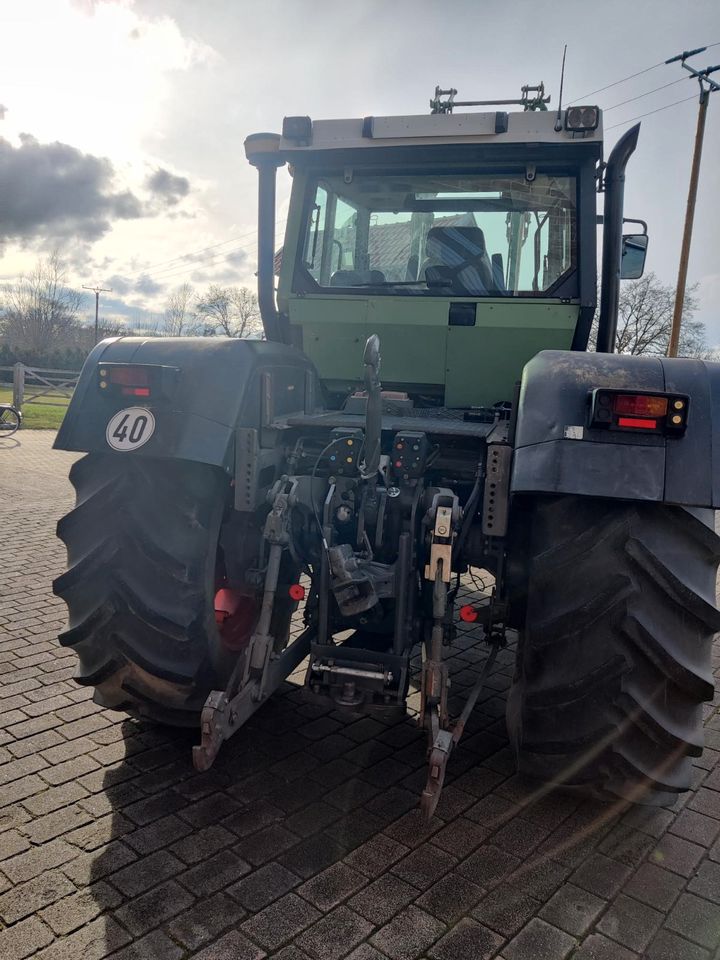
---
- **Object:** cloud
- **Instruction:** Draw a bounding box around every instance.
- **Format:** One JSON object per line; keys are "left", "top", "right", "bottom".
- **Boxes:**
{"left": 135, "top": 274, "right": 165, "bottom": 296}
{"left": 145, "top": 167, "right": 191, "bottom": 206}
{"left": 0, "top": 133, "right": 144, "bottom": 244}
{"left": 699, "top": 273, "right": 720, "bottom": 304}
{"left": 97, "top": 272, "right": 166, "bottom": 300}
{"left": 81, "top": 294, "right": 135, "bottom": 322}
{"left": 105, "top": 274, "right": 133, "bottom": 295}
{"left": 225, "top": 249, "right": 248, "bottom": 267}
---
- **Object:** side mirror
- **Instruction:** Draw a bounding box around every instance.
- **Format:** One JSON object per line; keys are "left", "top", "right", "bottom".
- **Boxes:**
{"left": 620, "top": 234, "right": 648, "bottom": 280}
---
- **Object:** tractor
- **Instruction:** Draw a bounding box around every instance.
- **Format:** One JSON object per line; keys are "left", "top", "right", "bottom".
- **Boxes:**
{"left": 53, "top": 84, "right": 720, "bottom": 818}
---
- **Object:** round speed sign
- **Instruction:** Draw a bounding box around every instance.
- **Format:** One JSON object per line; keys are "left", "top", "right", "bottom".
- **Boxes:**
{"left": 106, "top": 407, "right": 156, "bottom": 452}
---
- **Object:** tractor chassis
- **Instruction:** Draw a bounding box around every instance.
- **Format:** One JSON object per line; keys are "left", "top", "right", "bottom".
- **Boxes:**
{"left": 189, "top": 335, "right": 514, "bottom": 817}
{"left": 192, "top": 427, "right": 509, "bottom": 819}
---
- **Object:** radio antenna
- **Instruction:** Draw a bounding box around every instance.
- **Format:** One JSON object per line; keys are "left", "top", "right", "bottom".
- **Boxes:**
{"left": 554, "top": 44, "right": 568, "bottom": 131}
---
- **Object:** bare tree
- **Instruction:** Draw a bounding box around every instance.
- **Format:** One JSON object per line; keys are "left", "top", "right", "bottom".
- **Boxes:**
{"left": 74, "top": 317, "right": 126, "bottom": 352}
{"left": 230, "top": 287, "right": 263, "bottom": 339}
{"left": 164, "top": 283, "right": 198, "bottom": 336}
{"left": 195, "top": 285, "right": 262, "bottom": 338}
{"left": 128, "top": 315, "right": 165, "bottom": 337}
{"left": 590, "top": 273, "right": 707, "bottom": 357}
{"left": 0, "top": 252, "right": 84, "bottom": 355}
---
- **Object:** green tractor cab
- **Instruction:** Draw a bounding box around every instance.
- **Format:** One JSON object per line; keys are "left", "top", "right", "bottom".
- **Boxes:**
{"left": 252, "top": 92, "right": 604, "bottom": 408}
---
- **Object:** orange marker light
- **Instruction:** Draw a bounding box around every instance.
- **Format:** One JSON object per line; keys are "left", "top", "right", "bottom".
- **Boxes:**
{"left": 613, "top": 394, "right": 668, "bottom": 417}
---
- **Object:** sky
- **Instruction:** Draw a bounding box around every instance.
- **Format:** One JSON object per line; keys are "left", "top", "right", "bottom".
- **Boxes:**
{"left": 1, "top": 0, "right": 720, "bottom": 340}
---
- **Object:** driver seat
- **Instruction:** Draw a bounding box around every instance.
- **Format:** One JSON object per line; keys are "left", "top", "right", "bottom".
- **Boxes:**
{"left": 422, "top": 225, "right": 495, "bottom": 294}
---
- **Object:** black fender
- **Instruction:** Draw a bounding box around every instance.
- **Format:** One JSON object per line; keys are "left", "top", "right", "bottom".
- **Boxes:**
{"left": 511, "top": 349, "right": 720, "bottom": 508}
{"left": 54, "top": 336, "right": 321, "bottom": 470}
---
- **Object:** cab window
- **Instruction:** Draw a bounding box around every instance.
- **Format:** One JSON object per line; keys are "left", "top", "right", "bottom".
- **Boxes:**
{"left": 298, "top": 172, "right": 577, "bottom": 297}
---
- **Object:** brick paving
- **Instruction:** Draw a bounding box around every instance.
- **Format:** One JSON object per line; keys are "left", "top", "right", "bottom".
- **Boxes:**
{"left": 1, "top": 430, "right": 719, "bottom": 959}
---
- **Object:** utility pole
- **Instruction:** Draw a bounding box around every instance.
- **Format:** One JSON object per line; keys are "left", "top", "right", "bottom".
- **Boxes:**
{"left": 82, "top": 284, "right": 112, "bottom": 345}
{"left": 666, "top": 48, "right": 719, "bottom": 357}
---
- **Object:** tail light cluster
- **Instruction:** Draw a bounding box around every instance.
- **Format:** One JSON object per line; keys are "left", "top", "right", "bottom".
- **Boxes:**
{"left": 589, "top": 389, "right": 689, "bottom": 435}
{"left": 98, "top": 363, "right": 179, "bottom": 400}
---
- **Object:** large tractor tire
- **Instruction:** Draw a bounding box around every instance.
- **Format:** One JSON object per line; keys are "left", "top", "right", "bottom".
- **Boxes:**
{"left": 54, "top": 454, "right": 263, "bottom": 726}
{"left": 507, "top": 496, "right": 720, "bottom": 804}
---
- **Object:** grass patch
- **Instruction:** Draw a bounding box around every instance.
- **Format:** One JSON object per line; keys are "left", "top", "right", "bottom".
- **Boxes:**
{"left": 0, "top": 386, "right": 70, "bottom": 430}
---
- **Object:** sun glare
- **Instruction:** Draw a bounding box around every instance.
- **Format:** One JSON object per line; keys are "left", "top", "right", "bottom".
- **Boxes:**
{"left": 1, "top": 0, "right": 215, "bottom": 161}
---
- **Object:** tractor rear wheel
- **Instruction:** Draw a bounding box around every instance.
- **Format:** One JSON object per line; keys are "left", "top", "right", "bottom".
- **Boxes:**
{"left": 54, "top": 454, "right": 274, "bottom": 726}
{"left": 507, "top": 496, "right": 720, "bottom": 803}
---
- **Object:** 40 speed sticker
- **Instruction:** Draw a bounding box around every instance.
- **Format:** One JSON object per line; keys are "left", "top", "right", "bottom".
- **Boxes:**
{"left": 106, "top": 407, "right": 156, "bottom": 452}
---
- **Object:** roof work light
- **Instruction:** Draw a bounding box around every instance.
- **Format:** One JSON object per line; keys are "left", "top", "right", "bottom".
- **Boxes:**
{"left": 565, "top": 106, "right": 600, "bottom": 132}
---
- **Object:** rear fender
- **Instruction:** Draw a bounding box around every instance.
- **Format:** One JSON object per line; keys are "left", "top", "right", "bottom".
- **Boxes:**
{"left": 54, "top": 337, "right": 321, "bottom": 470}
{"left": 511, "top": 349, "right": 720, "bottom": 508}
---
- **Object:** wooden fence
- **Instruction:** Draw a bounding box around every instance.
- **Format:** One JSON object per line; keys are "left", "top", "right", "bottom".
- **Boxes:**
{"left": 0, "top": 363, "right": 80, "bottom": 409}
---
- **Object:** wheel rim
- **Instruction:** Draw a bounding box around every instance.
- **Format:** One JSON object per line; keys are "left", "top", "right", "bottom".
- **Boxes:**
{"left": 0, "top": 409, "right": 20, "bottom": 434}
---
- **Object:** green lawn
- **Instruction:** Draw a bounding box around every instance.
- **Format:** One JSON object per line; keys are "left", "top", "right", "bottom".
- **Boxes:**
{"left": 0, "top": 386, "right": 70, "bottom": 430}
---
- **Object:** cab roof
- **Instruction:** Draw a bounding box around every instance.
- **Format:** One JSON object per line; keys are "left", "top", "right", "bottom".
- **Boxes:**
{"left": 279, "top": 109, "right": 603, "bottom": 154}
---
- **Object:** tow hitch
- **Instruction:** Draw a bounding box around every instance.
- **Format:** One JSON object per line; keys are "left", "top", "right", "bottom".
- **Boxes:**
{"left": 193, "top": 481, "right": 310, "bottom": 771}
{"left": 419, "top": 497, "right": 503, "bottom": 821}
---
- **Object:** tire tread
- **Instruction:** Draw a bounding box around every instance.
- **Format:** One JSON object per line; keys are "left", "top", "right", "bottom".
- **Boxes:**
{"left": 508, "top": 496, "right": 720, "bottom": 802}
{"left": 54, "top": 453, "right": 229, "bottom": 722}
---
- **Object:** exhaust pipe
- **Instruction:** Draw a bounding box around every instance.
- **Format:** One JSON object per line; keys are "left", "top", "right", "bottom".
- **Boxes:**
{"left": 596, "top": 123, "right": 640, "bottom": 353}
{"left": 244, "top": 133, "right": 285, "bottom": 343}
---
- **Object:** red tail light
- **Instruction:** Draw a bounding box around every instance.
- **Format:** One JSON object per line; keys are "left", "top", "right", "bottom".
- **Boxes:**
{"left": 106, "top": 366, "right": 150, "bottom": 387}
{"left": 590, "top": 389, "right": 689, "bottom": 435}
{"left": 121, "top": 387, "right": 150, "bottom": 397}
{"left": 617, "top": 417, "right": 657, "bottom": 430}
{"left": 98, "top": 363, "right": 179, "bottom": 401}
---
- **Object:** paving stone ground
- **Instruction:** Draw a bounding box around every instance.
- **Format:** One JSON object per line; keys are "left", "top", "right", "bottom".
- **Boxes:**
{"left": 1, "top": 430, "right": 720, "bottom": 960}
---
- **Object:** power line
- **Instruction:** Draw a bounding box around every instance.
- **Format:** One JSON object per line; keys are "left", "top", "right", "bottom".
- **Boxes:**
{"left": 139, "top": 229, "right": 259, "bottom": 272}
{"left": 148, "top": 239, "right": 258, "bottom": 281}
{"left": 605, "top": 93, "right": 698, "bottom": 130}
{"left": 146, "top": 222, "right": 285, "bottom": 284}
{"left": 148, "top": 245, "right": 261, "bottom": 284}
{"left": 604, "top": 76, "right": 689, "bottom": 111}
{"left": 138, "top": 218, "right": 287, "bottom": 275}
{"left": 569, "top": 42, "right": 719, "bottom": 104}
{"left": 131, "top": 222, "right": 285, "bottom": 290}
{"left": 568, "top": 60, "right": 666, "bottom": 104}
{"left": 145, "top": 230, "right": 286, "bottom": 285}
